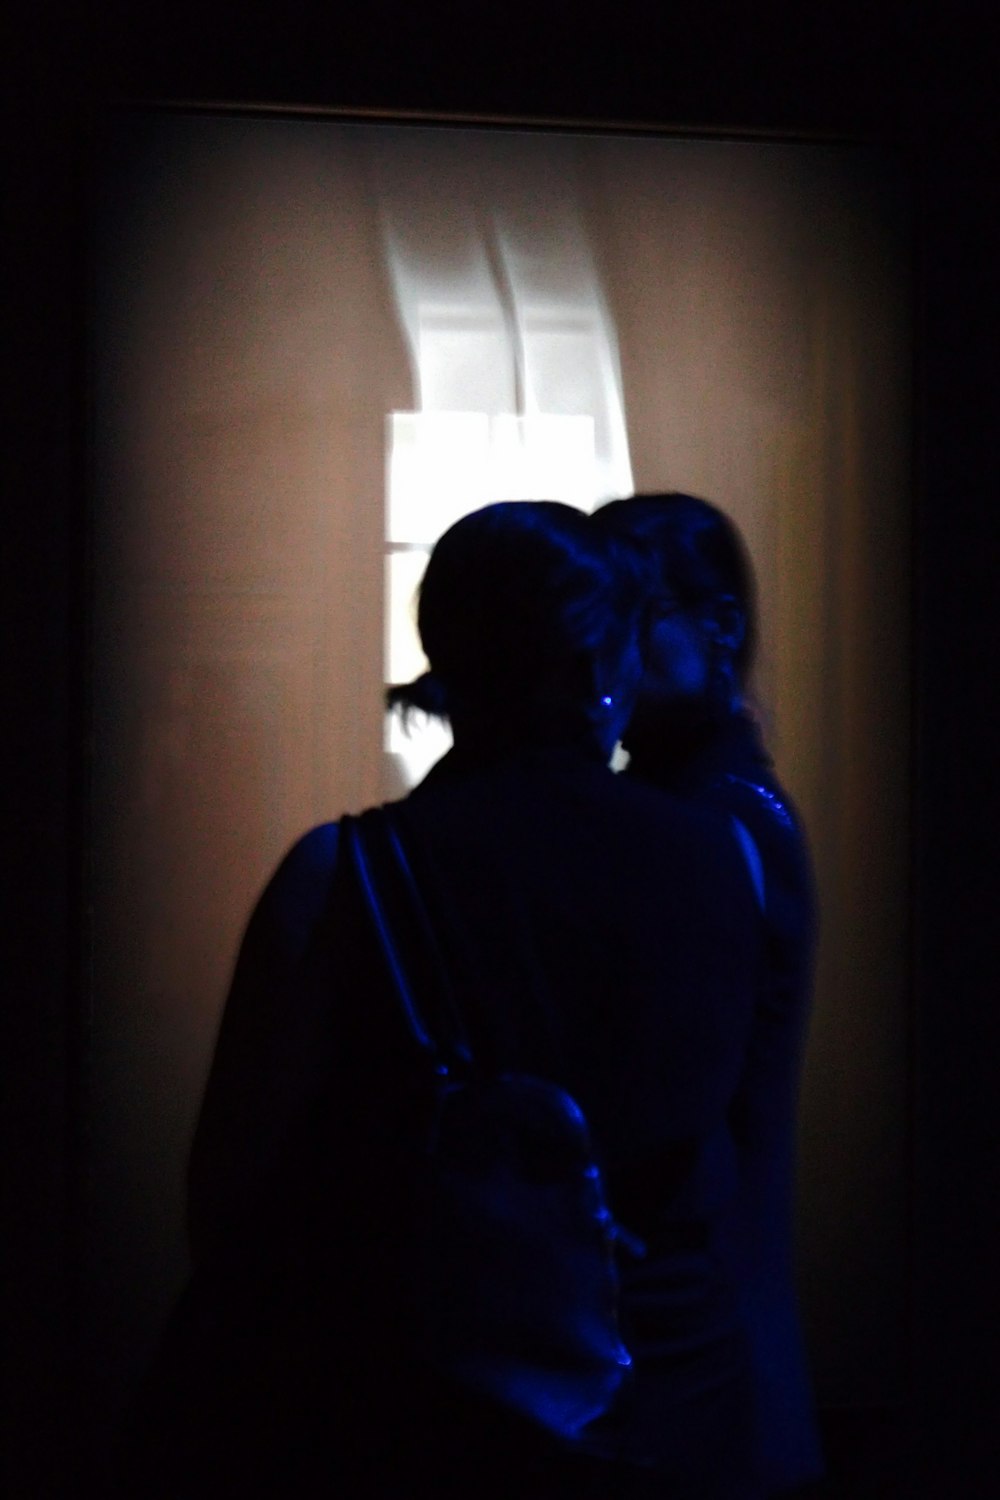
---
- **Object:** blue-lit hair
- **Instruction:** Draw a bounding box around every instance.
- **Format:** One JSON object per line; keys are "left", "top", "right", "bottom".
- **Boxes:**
{"left": 592, "top": 492, "right": 758, "bottom": 683}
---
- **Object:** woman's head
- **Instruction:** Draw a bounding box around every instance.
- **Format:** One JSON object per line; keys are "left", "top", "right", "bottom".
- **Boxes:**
{"left": 592, "top": 493, "right": 757, "bottom": 725}
{"left": 387, "top": 500, "right": 655, "bottom": 757}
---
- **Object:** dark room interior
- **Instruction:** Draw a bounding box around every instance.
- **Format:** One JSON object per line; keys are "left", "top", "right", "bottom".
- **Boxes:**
{"left": 6, "top": 4, "right": 999, "bottom": 1497}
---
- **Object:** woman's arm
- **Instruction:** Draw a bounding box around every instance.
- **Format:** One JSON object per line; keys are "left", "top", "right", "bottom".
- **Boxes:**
{"left": 187, "top": 822, "right": 340, "bottom": 1264}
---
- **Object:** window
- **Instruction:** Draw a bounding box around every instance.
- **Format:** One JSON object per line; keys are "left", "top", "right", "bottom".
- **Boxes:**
{"left": 380, "top": 171, "right": 633, "bottom": 786}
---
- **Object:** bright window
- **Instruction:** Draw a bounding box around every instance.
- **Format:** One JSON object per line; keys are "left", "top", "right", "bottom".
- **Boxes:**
{"left": 381, "top": 189, "right": 633, "bottom": 789}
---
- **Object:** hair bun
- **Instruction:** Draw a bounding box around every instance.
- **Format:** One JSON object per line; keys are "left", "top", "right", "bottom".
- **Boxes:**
{"left": 386, "top": 671, "right": 451, "bottom": 722}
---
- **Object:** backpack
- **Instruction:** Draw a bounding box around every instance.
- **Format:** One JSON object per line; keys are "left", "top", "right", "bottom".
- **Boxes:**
{"left": 344, "top": 805, "right": 636, "bottom": 1447}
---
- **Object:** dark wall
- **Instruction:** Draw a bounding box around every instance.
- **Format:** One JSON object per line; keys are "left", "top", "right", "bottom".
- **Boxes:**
{"left": 6, "top": 4, "right": 998, "bottom": 1496}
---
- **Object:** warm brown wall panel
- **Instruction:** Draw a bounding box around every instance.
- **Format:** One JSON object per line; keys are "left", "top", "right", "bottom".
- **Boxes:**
{"left": 89, "top": 114, "right": 409, "bottom": 1443}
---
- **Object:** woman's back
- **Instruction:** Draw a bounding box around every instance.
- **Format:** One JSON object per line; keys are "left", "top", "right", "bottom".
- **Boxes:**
{"left": 624, "top": 712, "right": 822, "bottom": 1493}
{"left": 394, "top": 744, "right": 767, "bottom": 1494}
{"left": 154, "top": 502, "right": 772, "bottom": 1499}
{"left": 592, "top": 490, "right": 824, "bottom": 1494}
{"left": 399, "top": 745, "right": 763, "bottom": 1182}
{"left": 181, "top": 744, "right": 765, "bottom": 1496}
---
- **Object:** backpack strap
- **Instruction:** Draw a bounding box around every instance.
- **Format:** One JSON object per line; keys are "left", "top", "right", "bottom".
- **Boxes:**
{"left": 349, "top": 805, "right": 573, "bottom": 1089}
{"left": 343, "top": 808, "right": 473, "bottom": 1076}
{"left": 716, "top": 771, "right": 800, "bottom": 917}
{"left": 729, "top": 814, "right": 765, "bottom": 912}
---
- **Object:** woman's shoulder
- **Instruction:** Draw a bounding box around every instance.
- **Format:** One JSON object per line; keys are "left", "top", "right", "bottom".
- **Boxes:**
{"left": 710, "top": 771, "right": 802, "bottom": 840}
{"left": 250, "top": 821, "right": 342, "bottom": 956}
{"left": 706, "top": 770, "right": 813, "bottom": 893}
{"left": 278, "top": 820, "right": 341, "bottom": 874}
{"left": 698, "top": 715, "right": 809, "bottom": 849}
{"left": 610, "top": 760, "right": 747, "bottom": 841}
{"left": 407, "top": 749, "right": 753, "bottom": 895}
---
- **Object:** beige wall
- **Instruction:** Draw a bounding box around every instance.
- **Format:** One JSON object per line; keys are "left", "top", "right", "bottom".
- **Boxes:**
{"left": 89, "top": 114, "right": 911, "bottom": 1423}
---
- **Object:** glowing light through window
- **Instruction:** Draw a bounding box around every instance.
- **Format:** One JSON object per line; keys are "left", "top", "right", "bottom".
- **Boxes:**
{"left": 378, "top": 139, "right": 634, "bottom": 791}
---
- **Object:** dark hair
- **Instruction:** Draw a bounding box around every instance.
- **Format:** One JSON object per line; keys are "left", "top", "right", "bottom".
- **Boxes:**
{"left": 387, "top": 500, "right": 654, "bottom": 739}
{"left": 592, "top": 492, "right": 758, "bottom": 682}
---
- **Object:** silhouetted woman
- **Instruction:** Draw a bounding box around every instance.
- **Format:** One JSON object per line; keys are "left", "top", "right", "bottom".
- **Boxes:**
{"left": 135, "top": 500, "right": 767, "bottom": 1498}
{"left": 593, "top": 492, "right": 824, "bottom": 1497}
